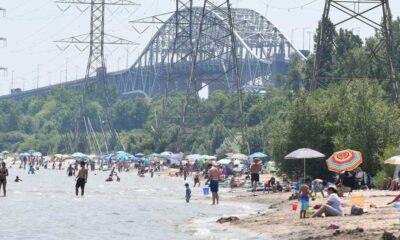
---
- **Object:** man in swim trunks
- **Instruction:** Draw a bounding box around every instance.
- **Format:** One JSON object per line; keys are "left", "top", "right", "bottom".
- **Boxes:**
{"left": 67, "top": 164, "right": 75, "bottom": 177}
{"left": 75, "top": 161, "right": 88, "bottom": 196}
{"left": 205, "top": 163, "right": 220, "bottom": 205}
{"left": 0, "top": 162, "right": 9, "bottom": 197}
{"left": 250, "top": 159, "right": 263, "bottom": 193}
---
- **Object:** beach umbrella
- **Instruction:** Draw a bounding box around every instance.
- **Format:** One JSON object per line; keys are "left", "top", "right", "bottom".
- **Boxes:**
{"left": 1, "top": 151, "right": 9, "bottom": 155}
{"left": 384, "top": 155, "right": 400, "bottom": 165}
{"left": 285, "top": 148, "right": 325, "bottom": 179}
{"left": 199, "top": 155, "right": 216, "bottom": 160}
{"left": 326, "top": 149, "right": 363, "bottom": 173}
{"left": 28, "top": 149, "right": 35, "bottom": 154}
{"left": 168, "top": 153, "right": 183, "bottom": 161}
{"left": 249, "top": 152, "right": 268, "bottom": 158}
{"left": 72, "top": 152, "right": 88, "bottom": 159}
{"left": 32, "top": 152, "right": 42, "bottom": 157}
{"left": 218, "top": 159, "right": 231, "bottom": 165}
{"left": 229, "top": 153, "right": 248, "bottom": 160}
{"left": 116, "top": 154, "right": 129, "bottom": 161}
{"left": 186, "top": 154, "right": 202, "bottom": 160}
{"left": 160, "top": 151, "right": 172, "bottom": 157}
{"left": 135, "top": 153, "right": 145, "bottom": 157}
{"left": 54, "top": 154, "right": 63, "bottom": 158}
{"left": 148, "top": 153, "right": 161, "bottom": 158}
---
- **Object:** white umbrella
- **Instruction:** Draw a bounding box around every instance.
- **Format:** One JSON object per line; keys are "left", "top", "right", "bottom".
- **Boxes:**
{"left": 218, "top": 159, "right": 231, "bottom": 165}
{"left": 284, "top": 148, "right": 325, "bottom": 179}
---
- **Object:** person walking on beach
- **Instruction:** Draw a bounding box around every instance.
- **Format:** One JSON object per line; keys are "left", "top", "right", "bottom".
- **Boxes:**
{"left": 205, "top": 163, "right": 220, "bottom": 205}
{"left": 67, "top": 164, "right": 75, "bottom": 177}
{"left": 250, "top": 159, "right": 263, "bottom": 193}
{"left": 75, "top": 161, "right": 88, "bottom": 197}
{"left": 0, "top": 162, "right": 8, "bottom": 197}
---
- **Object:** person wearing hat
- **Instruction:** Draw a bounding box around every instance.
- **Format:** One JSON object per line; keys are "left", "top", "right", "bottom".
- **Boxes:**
{"left": 312, "top": 186, "right": 343, "bottom": 217}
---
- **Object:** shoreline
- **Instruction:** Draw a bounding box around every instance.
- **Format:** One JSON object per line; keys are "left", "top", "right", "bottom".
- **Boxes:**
{"left": 217, "top": 189, "right": 400, "bottom": 239}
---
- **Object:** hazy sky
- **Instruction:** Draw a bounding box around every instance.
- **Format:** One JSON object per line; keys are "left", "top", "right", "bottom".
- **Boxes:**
{"left": 0, "top": 0, "right": 399, "bottom": 95}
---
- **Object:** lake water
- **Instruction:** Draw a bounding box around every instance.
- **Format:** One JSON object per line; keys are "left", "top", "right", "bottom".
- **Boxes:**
{"left": 1, "top": 168, "right": 269, "bottom": 240}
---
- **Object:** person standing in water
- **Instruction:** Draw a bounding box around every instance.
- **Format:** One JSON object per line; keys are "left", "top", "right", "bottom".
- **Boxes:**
{"left": 67, "top": 164, "right": 75, "bottom": 177}
{"left": 185, "top": 183, "right": 191, "bottom": 203}
{"left": 0, "top": 162, "right": 9, "bottom": 197}
{"left": 75, "top": 161, "right": 88, "bottom": 197}
{"left": 205, "top": 163, "right": 220, "bottom": 205}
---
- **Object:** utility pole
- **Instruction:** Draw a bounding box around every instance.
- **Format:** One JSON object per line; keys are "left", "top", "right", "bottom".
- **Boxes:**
{"left": 311, "top": 0, "right": 399, "bottom": 98}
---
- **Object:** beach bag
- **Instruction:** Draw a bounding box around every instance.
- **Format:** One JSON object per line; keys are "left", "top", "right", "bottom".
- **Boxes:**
{"left": 350, "top": 205, "right": 364, "bottom": 216}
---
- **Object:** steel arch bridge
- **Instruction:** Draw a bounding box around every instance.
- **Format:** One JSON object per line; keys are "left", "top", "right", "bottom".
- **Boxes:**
{"left": 0, "top": 7, "right": 305, "bottom": 100}
{"left": 108, "top": 7, "right": 305, "bottom": 97}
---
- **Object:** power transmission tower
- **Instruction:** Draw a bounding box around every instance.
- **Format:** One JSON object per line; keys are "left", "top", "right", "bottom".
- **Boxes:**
{"left": 0, "top": 8, "right": 6, "bottom": 92}
{"left": 54, "top": 0, "right": 139, "bottom": 78}
{"left": 54, "top": 0, "right": 139, "bottom": 153}
{"left": 311, "top": 0, "right": 398, "bottom": 98}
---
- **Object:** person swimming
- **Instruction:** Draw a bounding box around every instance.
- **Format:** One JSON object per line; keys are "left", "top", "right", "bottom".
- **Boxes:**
{"left": 14, "top": 176, "right": 22, "bottom": 182}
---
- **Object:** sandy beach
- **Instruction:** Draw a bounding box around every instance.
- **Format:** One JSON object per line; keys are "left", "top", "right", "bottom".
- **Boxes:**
{"left": 218, "top": 182, "right": 400, "bottom": 239}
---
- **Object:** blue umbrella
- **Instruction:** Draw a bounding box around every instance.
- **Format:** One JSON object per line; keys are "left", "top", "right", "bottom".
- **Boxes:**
{"left": 168, "top": 153, "right": 183, "bottom": 161}
{"left": 249, "top": 152, "right": 268, "bottom": 158}
{"left": 148, "top": 153, "right": 161, "bottom": 158}
{"left": 72, "top": 152, "right": 88, "bottom": 158}
{"left": 142, "top": 158, "right": 152, "bottom": 166}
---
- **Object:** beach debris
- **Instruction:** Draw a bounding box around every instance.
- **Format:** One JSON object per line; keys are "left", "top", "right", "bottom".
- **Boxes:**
{"left": 350, "top": 205, "right": 364, "bottom": 216}
{"left": 381, "top": 231, "right": 397, "bottom": 240}
{"left": 327, "top": 224, "right": 340, "bottom": 230}
{"left": 216, "top": 216, "right": 239, "bottom": 224}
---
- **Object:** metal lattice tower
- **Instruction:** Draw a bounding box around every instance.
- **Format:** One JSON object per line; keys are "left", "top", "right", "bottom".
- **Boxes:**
{"left": 0, "top": 8, "right": 7, "bottom": 86}
{"left": 311, "top": 0, "right": 399, "bottom": 97}
{"left": 54, "top": 0, "right": 139, "bottom": 153}
{"left": 54, "top": 0, "right": 139, "bottom": 78}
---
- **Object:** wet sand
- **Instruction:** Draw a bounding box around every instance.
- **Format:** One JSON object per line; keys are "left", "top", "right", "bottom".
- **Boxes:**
{"left": 221, "top": 189, "right": 400, "bottom": 239}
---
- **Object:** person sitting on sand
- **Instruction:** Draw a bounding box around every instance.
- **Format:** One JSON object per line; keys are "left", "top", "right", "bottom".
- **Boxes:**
{"left": 14, "top": 176, "right": 22, "bottom": 182}
{"left": 312, "top": 186, "right": 343, "bottom": 217}
{"left": 264, "top": 177, "right": 276, "bottom": 193}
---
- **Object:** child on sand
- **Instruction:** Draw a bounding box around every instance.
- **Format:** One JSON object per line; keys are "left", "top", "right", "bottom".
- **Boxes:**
{"left": 299, "top": 178, "right": 312, "bottom": 219}
{"left": 185, "top": 183, "right": 191, "bottom": 203}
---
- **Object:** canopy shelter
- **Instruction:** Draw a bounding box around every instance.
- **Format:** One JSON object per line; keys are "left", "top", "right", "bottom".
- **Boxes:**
{"left": 285, "top": 148, "right": 325, "bottom": 179}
